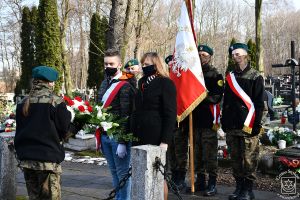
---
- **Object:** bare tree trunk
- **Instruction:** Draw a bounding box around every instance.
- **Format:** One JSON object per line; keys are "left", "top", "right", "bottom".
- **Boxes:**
{"left": 255, "top": 0, "right": 264, "bottom": 74}
{"left": 60, "top": 0, "right": 73, "bottom": 96}
{"left": 134, "top": 0, "right": 143, "bottom": 59}
{"left": 106, "top": 0, "right": 127, "bottom": 50}
{"left": 120, "top": 0, "right": 133, "bottom": 62}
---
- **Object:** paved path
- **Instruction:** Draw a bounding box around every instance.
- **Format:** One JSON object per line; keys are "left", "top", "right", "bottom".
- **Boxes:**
{"left": 17, "top": 162, "right": 286, "bottom": 200}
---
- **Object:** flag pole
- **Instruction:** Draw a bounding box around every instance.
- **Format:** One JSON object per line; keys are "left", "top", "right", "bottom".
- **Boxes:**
{"left": 185, "top": 0, "right": 197, "bottom": 194}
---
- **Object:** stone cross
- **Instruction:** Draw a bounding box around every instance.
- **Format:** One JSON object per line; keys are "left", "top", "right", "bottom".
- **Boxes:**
{"left": 131, "top": 145, "right": 166, "bottom": 200}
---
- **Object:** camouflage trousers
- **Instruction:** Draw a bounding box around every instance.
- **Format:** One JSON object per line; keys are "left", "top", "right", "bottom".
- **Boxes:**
{"left": 23, "top": 168, "right": 61, "bottom": 200}
{"left": 168, "top": 124, "right": 189, "bottom": 173}
{"left": 226, "top": 130, "right": 260, "bottom": 181}
{"left": 194, "top": 128, "right": 218, "bottom": 177}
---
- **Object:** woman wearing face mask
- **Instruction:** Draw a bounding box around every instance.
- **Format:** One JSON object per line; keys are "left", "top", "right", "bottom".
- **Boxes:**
{"left": 132, "top": 52, "right": 177, "bottom": 200}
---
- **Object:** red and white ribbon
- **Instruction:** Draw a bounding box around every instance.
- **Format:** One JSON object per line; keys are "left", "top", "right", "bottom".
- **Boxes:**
{"left": 226, "top": 72, "right": 255, "bottom": 132}
{"left": 209, "top": 104, "right": 220, "bottom": 131}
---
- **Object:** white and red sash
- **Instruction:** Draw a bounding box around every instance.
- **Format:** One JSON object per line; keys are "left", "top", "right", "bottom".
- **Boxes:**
{"left": 96, "top": 80, "right": 127, "bottom": 148}
{"left": 101, "top": 81, "right": 127, "bottom": 108}
{"left": 209, "top": 104, "right": 220, "bottom": 131}
{"left": 226, "top": 72, "right": 255, "bottom": 134}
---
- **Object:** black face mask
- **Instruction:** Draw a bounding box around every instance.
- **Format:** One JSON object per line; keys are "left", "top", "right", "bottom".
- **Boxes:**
{"left": 142, "top": 65, "right": 156, "bottom": 76}
{"left": 105, "top": 67, "right": 118, "bottom": 77}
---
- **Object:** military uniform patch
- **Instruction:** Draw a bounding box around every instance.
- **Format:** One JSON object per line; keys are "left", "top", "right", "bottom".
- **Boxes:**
{"left": 217, "top": 80, "right": 223, "bottom": 87}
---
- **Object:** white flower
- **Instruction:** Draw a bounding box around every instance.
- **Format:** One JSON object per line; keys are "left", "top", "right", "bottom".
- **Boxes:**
{"left": 100, "top": 122, "right": 113, "bottom": 131}
{"left": 279, "top": 127, "right": 285, "bottom": 133}
{"left": 96, "top": 106, "right": 103, "bottom": 119}
{"left": 267, "top": 129, "right": 274, "bottom": 142}
{"left": 274, "top": 126, "right": 279, "bottom": 131}
{"left": 297, "top": 130, "right": 300, "bottom": 137}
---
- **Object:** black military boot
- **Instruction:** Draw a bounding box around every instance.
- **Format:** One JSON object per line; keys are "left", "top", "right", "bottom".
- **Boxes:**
{"left": 175, "top": 171, "right": 187, "bottom": 192}
{"left": 203, "top": 175, "right": 217, "bottom": 196}
{"left": 228, "top": 178, "right": 243, "bottom": 200}
{"left": 185, "top": 173, "right": 206, "bottom": 193}
{"left": 238, "top": 179, "right": 255, "bottom": 200}
{"left": 171, "top": 170, "right": 178, "bottom": 184}
{"left": 195, "top": 173, "right": 206, "bottom": 191}
{"left": 247, "top": 179, "right": 255, "bottom": 200}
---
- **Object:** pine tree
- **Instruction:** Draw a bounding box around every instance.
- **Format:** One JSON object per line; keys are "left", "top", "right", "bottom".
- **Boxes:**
{"left": 36, "top": 0, "right": 62, "bottom": 92}
{"left": 247, "top": 39, "right": 257, "bottom": 70}
{"left": 15, "top": 6, "right": 37, "bottom": 95}
{"left": 226, "top": 37, "right": 237, "bottom": 73}
{"left": 87, "top": 14, "right": 108, "bottom": 93}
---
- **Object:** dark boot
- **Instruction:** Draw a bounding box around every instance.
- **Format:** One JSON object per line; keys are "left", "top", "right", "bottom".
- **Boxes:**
{"left": 238, "top": 179, "right": 255, "bottom": 200}
{"left": 228, "top": 178, "right": 243, "bottom": 200}
{"left": 195, "top": 173, "right": 206, "bottom": 192}
{"left": 185, "top": 173, "right": 206, "bottom": 193}
{"left": 175, "top": 171, "right": 187, "bottom": 192}
{"left": 171, "top": 170, "right": 178, "bottom": 184}
{"left": 203, "top": 175, "right": 217, "bottom": 196}
{"left": 247, "top": 179, "right": 255, "bottom": 200}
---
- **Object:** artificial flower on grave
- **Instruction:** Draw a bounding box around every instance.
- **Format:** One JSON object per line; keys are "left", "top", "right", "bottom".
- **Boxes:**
{"left": 267, "top": 127, "right": 298, "bottom": 146}
{"left": 278, "top": 156, "right": 300, "bottom": 174}
{"left": 273, "top": 96, "right": 284, "bottom": 106}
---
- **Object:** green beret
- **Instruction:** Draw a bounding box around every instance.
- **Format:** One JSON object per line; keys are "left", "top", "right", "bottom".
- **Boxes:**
{"left": 124, "top": 59, "right": 139, "bottom": 69}
{"left": 228, "top": 43, "right": 248, "bottom": 55}
{"left": 165, "top": 55, "right": 173, "bottom": 64}
{"left": 32, "top": 66, "right": 58, "bottom": 82}
{"left": 198, "top": 44, "right": 213, "bottom": 55}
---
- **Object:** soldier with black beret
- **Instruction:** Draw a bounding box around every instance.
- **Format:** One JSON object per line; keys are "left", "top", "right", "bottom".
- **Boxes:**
{"left": 222, "top": 43, "right": 264, "bottom": 200}
{"left": 15, "top": 66, "right": 72, "bottom": 200}
{"left": 191, "top": 44, "right": 224, "bottom": 196}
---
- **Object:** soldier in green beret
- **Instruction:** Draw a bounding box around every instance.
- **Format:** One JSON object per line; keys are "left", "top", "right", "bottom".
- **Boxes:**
{"left": 189, "top": 44, "right": 224, "bottom": 196}
{"left": 222, "top": 43, "right": 264, "bottom": 200}
{"left": 165, "top": 54, "right": 189, "bottom": 191}
{"left": 120, "top": 59, "right": 141, "bottom": 88}
{"left": 14, "top": 66, "right": 72, "bottom": 200}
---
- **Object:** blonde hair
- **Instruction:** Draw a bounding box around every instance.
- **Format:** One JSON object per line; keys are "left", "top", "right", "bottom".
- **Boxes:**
{"left": 140, "top": 52, "right": 169, "bottom": 77}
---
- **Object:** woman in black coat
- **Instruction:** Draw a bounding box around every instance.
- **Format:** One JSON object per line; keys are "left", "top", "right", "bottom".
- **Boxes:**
{"left": 132, "top": 52, "right": 177, "bottom": 200}
{"left": 133, "top": 52, "right": 177, "bottom": 148}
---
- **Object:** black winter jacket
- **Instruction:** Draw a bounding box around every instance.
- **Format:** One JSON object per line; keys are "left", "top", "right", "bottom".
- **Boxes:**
{"left": 193, "top": 64, "right": 224, "bottom": 128}
{"left": 221, "top": 65, "right": 264, "bottom": 136}
{"left": 132, "top": 75, "right": 177, "bottom": 146}
{"left": 15, "top": 85, "right": 71, "bottom": 163}
{"left": 98, "top": 77, "right": 135, "bottom": 141}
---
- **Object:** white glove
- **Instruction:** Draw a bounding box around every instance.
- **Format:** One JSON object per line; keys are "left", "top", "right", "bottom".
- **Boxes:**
{"left": 217, "top": 128, "right": 225, "bottom": 138}
{"left": 159, "top": 143, "right": 168, "bottom": 151}
{"left": 116, "top": 144, "right": 127, "bottom": 158}
{"left": 66, "top": 106, "right": 75, "bottom": 122}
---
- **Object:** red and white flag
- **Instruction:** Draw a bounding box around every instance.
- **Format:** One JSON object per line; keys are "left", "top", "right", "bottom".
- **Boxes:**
{"left": 170, "top": 1, "right": 207, "bottom": 122}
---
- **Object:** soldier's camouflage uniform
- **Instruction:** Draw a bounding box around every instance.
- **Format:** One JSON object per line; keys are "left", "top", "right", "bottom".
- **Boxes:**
{"left": 15, "top": 79, "right": 71, "bottom": 200}
{"left": 20, "top": 161, "right": 62, "bottom": 200}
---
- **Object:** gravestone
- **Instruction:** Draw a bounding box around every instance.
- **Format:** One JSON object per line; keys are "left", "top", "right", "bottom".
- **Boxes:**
{"left": 131, "top": 145, "right": 165, "bottom": 200}
{"left": 0, "top": 132, "right": 16, "bottom": 200}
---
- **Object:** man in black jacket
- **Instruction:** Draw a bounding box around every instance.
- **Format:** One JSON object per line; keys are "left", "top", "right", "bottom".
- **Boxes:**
{"left": 97, "top": 49, "right": 134, "bottom": 200}
{"left": 222, "top": 43, "right": 264, "bottom": 200}
{"left": 192, "top": 45, "right": 224, "bottom": 196}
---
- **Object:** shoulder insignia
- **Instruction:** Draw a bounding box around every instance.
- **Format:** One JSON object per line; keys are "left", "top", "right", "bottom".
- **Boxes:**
{"left": 217, "top": 80, "right": 224, "bottom": 87}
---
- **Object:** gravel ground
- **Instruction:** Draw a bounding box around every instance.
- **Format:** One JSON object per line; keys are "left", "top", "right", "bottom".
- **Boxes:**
{"left": 217, "top": 168, "right": 280, "bottom": 192}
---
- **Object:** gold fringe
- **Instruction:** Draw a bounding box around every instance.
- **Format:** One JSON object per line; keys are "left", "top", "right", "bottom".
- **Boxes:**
{"left": 177, "top": 91, "right": 207, "bottom": 123}
{"left": 242, "top": 126, "right": 252, "bottom": 134}
{"left": 212, "top": 124, "right": 220, "bottom": 132}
